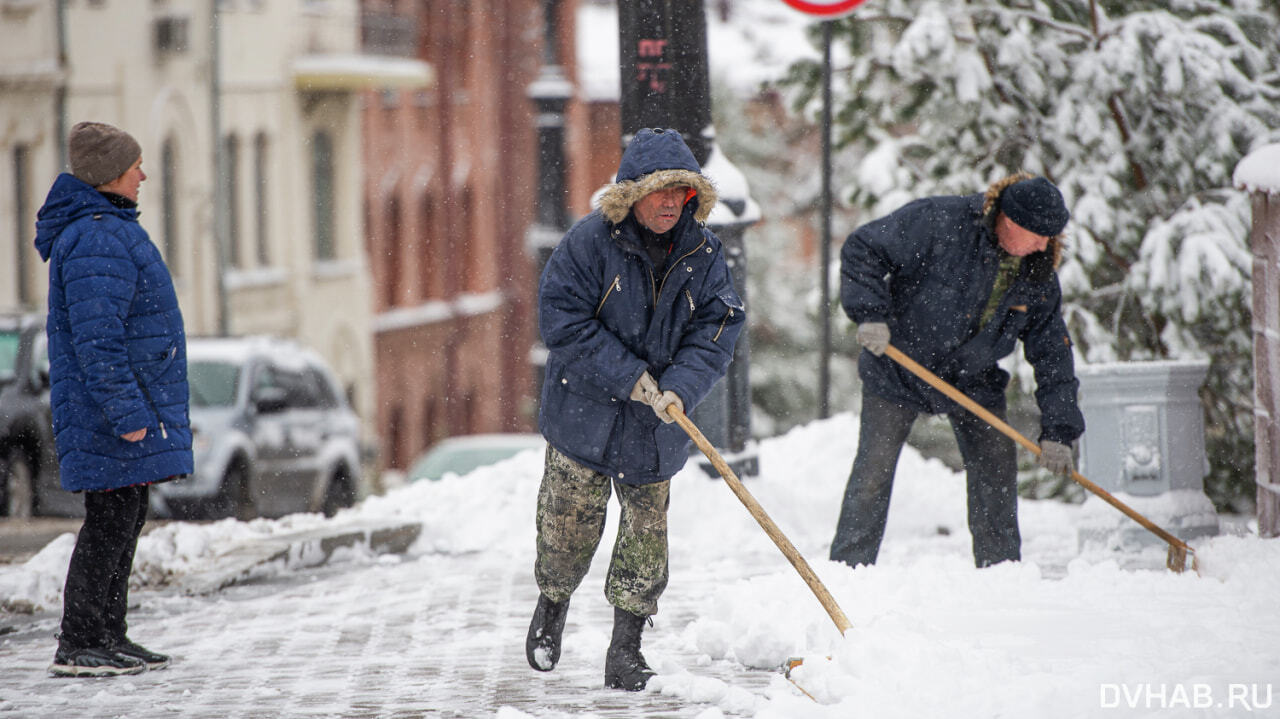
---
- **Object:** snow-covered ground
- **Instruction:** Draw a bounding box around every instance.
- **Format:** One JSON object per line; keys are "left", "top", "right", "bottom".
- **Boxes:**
{"left": 2, "top": 412, "right": 1277, "bottom": 717}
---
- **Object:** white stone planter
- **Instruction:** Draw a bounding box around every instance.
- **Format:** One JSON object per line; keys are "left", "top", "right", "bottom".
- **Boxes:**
{"left": 1075, "top": 360, "right": 1219, "bottom": 549}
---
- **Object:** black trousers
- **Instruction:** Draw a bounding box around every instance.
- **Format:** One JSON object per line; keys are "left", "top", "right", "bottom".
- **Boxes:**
{"left": 59, "top": 484, "right": 149, "bottom": 650}
{"left": 830, "top": 393, "right": 1021, "bottom": 568}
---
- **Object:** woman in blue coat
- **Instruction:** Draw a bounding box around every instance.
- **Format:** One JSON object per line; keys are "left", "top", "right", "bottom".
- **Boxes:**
{"left": 830, "top": 173, "right": 1085, "bottom": 569}
{"left": 34, "top": 122, "right": 192, "bottom": 677}
{"left": 526, "top": 128, "right": 744, "bottom": 690}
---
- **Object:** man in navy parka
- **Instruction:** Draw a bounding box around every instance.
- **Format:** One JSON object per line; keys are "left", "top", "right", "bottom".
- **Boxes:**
{"left": 830, "top": 173, "right": 1085, "bottom": 570}
{"left": 526, "top": 128, "right": 744, "bottom": 691}
{"left": 35, "top": 122, "right": 192, "bottom": 677}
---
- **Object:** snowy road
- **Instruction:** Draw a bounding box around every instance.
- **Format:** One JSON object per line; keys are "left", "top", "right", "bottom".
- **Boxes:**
{"left": 1, "top": 547, "right": 777, "bottom": 718}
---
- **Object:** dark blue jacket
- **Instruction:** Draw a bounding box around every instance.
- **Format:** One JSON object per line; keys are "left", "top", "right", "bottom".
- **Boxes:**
{"left": 841, "top": 193, "right": 1084, "bottom": 444}
{"left": 34, "top": 173, "right": 193, "bottom": 492}
{"left": 538, "top": 130, "right": 745, "bottom": 484}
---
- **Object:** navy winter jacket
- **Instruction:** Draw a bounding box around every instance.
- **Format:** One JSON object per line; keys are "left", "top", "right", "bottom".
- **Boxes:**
{"left": 841, "top": 193, "right": 1084, "bottom": 444}
{"left": 34, "top": 173, "right": 193, "bottom": 492}
{"left": 538, "top": 129, "right": 745, "bottom": 484}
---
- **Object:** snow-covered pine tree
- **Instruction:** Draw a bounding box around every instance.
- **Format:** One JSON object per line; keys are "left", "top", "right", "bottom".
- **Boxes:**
{"left": 778, "top": 0, "right": 1280, "bottom": 509}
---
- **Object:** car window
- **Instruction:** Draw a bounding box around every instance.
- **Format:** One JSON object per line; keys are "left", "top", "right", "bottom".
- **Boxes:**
{"left": 262, "top": 364, "right": 321, "bottom": 409}
{"left": 0, "top": 330, "right": 19, "bottom": 381}
{"left": 189, "top": 360, "right": 240, "bottom": 408}
{"left": 306, "top": 367, "right": 340, "bottom": 409}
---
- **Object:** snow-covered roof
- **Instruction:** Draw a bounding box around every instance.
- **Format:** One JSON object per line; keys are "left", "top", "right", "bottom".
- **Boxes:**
{"left": 1233, "top": 143, "right": 1280, "bottom": 195}
{"left": 187, "top": 335, "right": 323, "bottom": 373}
{"left": 703, "top": 141, "right": 763, "bottom": 225}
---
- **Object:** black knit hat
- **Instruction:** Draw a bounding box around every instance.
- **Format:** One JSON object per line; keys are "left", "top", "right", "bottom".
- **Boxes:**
{"left": 68, "top": 121, "right": 141, "bottom": 187}
{"left": 1001, "top": 177, "right": 1069, "bottom": 236}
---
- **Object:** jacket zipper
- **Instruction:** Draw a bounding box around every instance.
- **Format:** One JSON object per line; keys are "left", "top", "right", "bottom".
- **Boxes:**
{"left": 131, "top": 347, "right": 175, "bottom": 439}
{"left": 595, "top": 275, "right": 622, "bottom": 317}
{"left": 713, "top": 307, "right": 735, "bottom": 343}
{"left": 684, "top": 289, "right": 695, "bottom": 315}
{"left": 657, "top": 237, "right": 707, "bottom": 301}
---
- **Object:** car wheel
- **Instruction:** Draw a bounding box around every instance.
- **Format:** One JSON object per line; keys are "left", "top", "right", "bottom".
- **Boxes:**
{"left": 321, "top": 468, "right": 355, "bottom": 518}
{"left": 213, "top": 463, "right": 257, "bottom": 522}
{"left": 1, "top": 449, "right": 37, "bottom": 518}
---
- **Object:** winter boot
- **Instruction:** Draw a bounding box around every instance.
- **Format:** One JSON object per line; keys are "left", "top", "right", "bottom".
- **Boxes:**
{"left": 48, "top": 646, "right": 146, "bottom": 678}
{"left": 526, "top": 594, "right": 570, "bottom": 671}
{"left": 604, "top": 606, "right": 655, "bottom": 691}
{"left": 111, "top": 637, "right": 171, "bottom": 670}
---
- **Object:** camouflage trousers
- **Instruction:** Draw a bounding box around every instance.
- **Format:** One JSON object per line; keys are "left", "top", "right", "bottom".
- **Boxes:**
{"left": 534, "top": 446, "right": 670, "bottom": 617}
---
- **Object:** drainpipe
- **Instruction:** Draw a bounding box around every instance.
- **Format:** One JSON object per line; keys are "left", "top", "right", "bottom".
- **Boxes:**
{"left": 55, "top": 0, "right": 68, "bottom": 171}
{"left": 210, "top": 0, "right": 230, "bottom": 336}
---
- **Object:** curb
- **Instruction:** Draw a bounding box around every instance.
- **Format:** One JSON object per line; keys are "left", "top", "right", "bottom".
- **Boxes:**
{"left": 179, "top": 520, "right": 423, "bottom": 595}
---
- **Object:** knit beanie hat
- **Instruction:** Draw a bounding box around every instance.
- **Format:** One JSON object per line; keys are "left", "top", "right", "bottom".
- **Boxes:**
{"left": 68, "top": 121, "right": 141, "bottom": 187}
{"left": 1001, "top": 177, "right": 1069, "bottom": 237}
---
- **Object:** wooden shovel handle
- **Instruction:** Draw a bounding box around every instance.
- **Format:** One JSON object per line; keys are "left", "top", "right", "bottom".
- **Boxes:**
{"left": 669, "top": 406, "right": 853, "bottom": 635}
{"left": 883, "top": 344, "right": 1195, "bottom": 557}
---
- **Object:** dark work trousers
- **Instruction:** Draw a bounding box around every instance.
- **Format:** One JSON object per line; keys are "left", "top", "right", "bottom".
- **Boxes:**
{"left": 830, "top": 392, "right": 1021, "bottom": 569}
{"left": 59, "top": 484, "right": 150, "bottom": 650}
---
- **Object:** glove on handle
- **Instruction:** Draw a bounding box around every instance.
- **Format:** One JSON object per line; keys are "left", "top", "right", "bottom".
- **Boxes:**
{"left": 653, "top": 390, "right": 684, "bottom": 424}
{"left": 857, "top": 322, "right": 890, "bottom": 356}
{"left": 1037, "top": 440, "right": 1074, "bottom": 476}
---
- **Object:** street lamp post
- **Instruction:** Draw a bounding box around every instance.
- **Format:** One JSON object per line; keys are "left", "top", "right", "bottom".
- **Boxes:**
{"left": 618, "top": 0, "right": 759, "bottom": 475}
{"left": 527, "top": 0, "right": 572, "bottom": 403}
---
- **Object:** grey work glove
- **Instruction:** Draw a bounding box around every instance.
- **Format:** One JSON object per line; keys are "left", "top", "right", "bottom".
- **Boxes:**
{"left": 652, "top": 390, "right": 684, "bottom": 424}
{"left": 856, "top": 322, "right": 890, "bottom": 356}
{"left": 1037, "top": 440, "right": 1074, "bottom": 476}
{"left": 630, "top": 371, "right": 660, "bottom": 406}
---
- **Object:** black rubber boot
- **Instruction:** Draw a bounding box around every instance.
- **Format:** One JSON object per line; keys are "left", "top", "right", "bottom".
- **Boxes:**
{"left": 604, "top": 607, "right": 655, "bottom": 691}
{"left": 525, "top": 594, "right": 570, "bottom": 671}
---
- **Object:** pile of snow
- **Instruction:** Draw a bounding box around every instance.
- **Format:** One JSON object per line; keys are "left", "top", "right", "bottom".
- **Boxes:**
{"left": 4, "top": 413, "right": 1278, "bottom": 717}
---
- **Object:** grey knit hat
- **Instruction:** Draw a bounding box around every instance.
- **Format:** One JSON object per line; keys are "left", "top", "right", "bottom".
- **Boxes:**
{"left": 68, "top": 121, "right": 141, "bottom": 187}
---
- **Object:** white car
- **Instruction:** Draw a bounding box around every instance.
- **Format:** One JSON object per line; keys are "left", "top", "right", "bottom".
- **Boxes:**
{"left": 151, "top": 336, "right": 363, "bottom": 520}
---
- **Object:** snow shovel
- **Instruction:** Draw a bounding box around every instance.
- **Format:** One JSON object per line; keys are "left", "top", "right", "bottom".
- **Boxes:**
{"left": 883, "top": 344, "right": 1198, "bottom": 574}
{"left": 667, "top": 405, "right": 853, "bottom": 635}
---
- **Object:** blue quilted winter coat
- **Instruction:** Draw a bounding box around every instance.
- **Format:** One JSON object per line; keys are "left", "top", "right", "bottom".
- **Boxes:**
{"left": 34, "top": 173, "right": 193, "bottom": 492}
{"left": 538, "top": 129, "right": 745, "bottom": 484}
{"left": 841, "top": 192, "right": 1084, "bottom": 445}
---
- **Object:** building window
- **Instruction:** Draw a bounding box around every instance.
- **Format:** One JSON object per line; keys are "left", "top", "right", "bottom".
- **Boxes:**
{"left": 312, "top": 130, "right": 336, "bottom": 261}
{"left": 388, "top": 403, "right": 405, "bottom": 470}
{"left": 160, "top": 137, "right": 180, "bottom": 274}
{"left": 222, "top": 133, "right": 241, "bottom": 268}
{"left": 422, "top": 395, "right": 438, "bottom": 449}
{"left": 384, "top": 195, "right": 401, "bottom": 308}
{"left": 253, "top": 132, "right": 269, "bottom": 265}
{"left": 419, "top": 192, "right": 436, "bottom": 299}
{"left": 12, "top": 145, "right": 31, "bottom": 305}
{"left": 458, "top": 185, "right": 474, "bottom": 294}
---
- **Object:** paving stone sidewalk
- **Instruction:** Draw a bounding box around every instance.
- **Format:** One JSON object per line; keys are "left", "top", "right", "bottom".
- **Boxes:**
{"left": 0, "top": 531, "right": 780, "bottom": 718}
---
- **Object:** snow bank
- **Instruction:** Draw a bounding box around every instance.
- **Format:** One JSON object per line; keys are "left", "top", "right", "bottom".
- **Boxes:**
{"left": 4, "top": 412, "right": 1277, "bottom": 719}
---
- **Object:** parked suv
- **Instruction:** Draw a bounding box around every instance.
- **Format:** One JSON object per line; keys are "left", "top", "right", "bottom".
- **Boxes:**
{"left": 151, "top": 336, "right": 364, "bottom": 520}
{"left": 0, "top": 312, "right": 81, "bottom": 517}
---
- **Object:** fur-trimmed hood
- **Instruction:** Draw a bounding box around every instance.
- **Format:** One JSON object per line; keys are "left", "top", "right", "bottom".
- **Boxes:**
{"left": 597, "top": 128, "right": 718, "bottom": 225}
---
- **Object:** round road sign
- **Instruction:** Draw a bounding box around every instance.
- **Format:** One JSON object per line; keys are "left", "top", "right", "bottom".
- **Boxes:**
{"left": 780, "top": 0, "right": 869, "bottom": 17}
